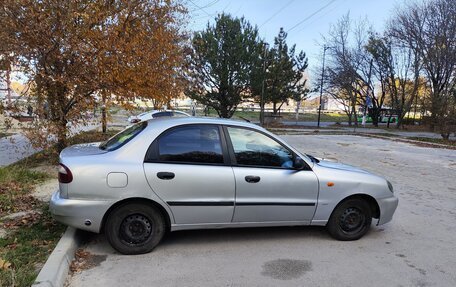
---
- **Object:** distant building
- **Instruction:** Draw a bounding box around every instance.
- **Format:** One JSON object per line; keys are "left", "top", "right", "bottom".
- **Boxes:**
{"left": 322, "top": 95, "right": 346, "bottom": 112}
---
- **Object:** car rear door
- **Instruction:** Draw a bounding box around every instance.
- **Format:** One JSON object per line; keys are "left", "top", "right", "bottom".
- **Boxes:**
{"left": 225, "top": 126, "right": 319, "bottom": 223}
{"left": 143, "top": 124, "right": 235, "bottom": 225}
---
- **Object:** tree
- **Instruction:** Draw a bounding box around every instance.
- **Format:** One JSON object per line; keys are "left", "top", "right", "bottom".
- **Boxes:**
{"left": 321, "top": 14, "right": 370, "bottom": 126}
{"left": 0, "top": 0, "right": 186, "bottom": 150}
{"left": 257, "top": 28, "right": 309, "bottom": 115}
{"left": 187, "top": 13, "right": 262, "bottom": 118}
{"left": 389, "top": 0, "right": 456, "bottom": 138}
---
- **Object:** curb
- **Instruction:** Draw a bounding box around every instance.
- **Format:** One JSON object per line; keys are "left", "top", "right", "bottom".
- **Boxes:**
{"left": 33, "top": 227, "right": 81, "bottom": 287}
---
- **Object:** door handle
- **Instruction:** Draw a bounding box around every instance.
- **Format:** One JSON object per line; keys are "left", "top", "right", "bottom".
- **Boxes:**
{"left": 157, "top": 172, "right": 175, "bottom": 180}
{"left": 245, "top": 175, "right": 260, "bottom": 183}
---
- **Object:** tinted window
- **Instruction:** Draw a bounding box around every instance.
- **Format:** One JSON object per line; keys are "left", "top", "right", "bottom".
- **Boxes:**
{"left": 153, "top": 111, "right": 173, "bottom": 118}
{"left": 158, "top": 125, "right": 223, "bottom": 164}
{"left": 100, "top": 122, "right": 147, "bottom": 151}
{"left": 227, "top": 127, "right": 293, "bottom": 168}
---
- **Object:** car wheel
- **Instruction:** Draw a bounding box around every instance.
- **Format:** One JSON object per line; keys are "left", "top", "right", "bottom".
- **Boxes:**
{"left": 327, "top": 198, "right": 372, "bottom": 241}
{"left": 105, "top": 203, "right": 165, "bottom": 255}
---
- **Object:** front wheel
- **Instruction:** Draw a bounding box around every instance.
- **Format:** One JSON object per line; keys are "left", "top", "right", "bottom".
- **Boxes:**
{"left": 105, "top": 203, "right": 166, "bottom": 255}
{"left": 327, "top": 198, "right": 372, "bottom": 241}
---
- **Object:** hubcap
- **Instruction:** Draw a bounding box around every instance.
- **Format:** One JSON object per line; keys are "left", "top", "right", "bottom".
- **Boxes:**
{"left": 120, "top": 214, "right": 152, "bottom": 245}
{"left": 339, "top": 207, "right": 365, "bottom": 233}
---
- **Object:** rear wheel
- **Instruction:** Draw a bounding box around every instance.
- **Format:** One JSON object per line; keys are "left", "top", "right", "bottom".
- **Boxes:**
{"left": 327, "top": 198, "right": 372, "bottom": 241}
{"left": 105, "top": 203, "right": 165, "bottom": 255}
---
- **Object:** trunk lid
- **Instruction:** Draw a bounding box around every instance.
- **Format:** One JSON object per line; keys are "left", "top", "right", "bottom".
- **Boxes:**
{"left": 60, "top": 142, "right": 107, "bottom": 158}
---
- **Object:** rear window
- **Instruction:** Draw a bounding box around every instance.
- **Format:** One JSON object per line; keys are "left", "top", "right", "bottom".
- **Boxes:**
{"left": 99, "top": 122, "right": 147, "bottom": 151}
{"left": 153, "top": 111, "right": 173, "bottom": 118}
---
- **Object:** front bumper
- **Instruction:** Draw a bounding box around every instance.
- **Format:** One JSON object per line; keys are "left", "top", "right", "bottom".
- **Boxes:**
{"left": 377, "top": 195, "right": 399, "bottom": 225}
{"left": 49, "top": 190, "right": 113, "bottom": 233}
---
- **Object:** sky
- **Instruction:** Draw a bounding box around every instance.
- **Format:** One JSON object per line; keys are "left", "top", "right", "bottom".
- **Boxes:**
{"left": 186, "top": 0, "right": 403, "bottom": 84}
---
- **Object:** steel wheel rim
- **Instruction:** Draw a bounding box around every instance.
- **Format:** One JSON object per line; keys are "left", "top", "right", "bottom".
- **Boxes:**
{"left": 119, "top": 214, "right": 153, "bottom": 245}
{"left": 339, "top": 207, "right": 366, "bottom": 234}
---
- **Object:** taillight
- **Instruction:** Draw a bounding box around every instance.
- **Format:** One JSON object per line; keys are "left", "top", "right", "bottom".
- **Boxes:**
{"left": 58, "top": 163, "right": 73, "bottom": 183}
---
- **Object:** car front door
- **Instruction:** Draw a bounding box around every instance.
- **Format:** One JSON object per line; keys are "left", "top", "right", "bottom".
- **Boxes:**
{"left": 143, "top": 124, "right": 235, "bottom": 225}
{"left": 225, "top": 126, "right": 319, "bottom": 223}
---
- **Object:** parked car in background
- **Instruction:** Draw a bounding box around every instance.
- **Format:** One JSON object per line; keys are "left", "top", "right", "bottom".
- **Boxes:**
{"left": 127, "top": 110, "right": 190, "bottom": 123}
{"left": 50, "top": 117, "right": 398, "bottom": 255}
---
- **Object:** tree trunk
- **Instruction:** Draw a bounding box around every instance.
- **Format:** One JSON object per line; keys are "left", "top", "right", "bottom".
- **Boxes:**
{"left": 371, "top": 108, "right": 380, "bottom": 127}
{"left": 273, "top": 102, "right": 278, "bottom": 115}
{"left": 56, "top": 118, "right": 68, "bottom": 152}
{"left": 101, "top": 92, "right": 107, "bottom": 133}
{"left": 102, "top": 106, "right": 107, "bottom": 133}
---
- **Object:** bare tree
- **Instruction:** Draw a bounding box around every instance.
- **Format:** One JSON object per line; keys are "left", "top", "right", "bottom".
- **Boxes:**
{"left": 321, "top": 14, "right": 374, "bottom": 126}
{"left": 389, "top": 0, "right": 456, "bottom": 138}
{"left": 366, "top": 33, "right": 423, "bottom": 128}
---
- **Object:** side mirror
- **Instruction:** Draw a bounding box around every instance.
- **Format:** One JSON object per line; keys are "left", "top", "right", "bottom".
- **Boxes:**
{"left": 293, "top": 157, "right": 306, "bottom": 170}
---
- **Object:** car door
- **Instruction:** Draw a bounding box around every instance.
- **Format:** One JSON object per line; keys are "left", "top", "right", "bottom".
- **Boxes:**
{"left": 143, "top": 124, "right": 235, "bottom": 225}
{"left": 225, "top": 126, "right": 319, "bottom": 223}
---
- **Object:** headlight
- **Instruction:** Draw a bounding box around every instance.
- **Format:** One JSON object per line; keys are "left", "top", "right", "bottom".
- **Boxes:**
{"left": 387, "top": 180, "right": 394, "bottom": 193}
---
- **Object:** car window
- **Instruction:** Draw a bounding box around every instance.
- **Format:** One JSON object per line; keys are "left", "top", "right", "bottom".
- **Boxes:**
{"left": 100, "top": 122, "right": 147, "bottom": 151}
{"left": 153, "top": 111, "right": 173, "bottom": 118}
{"left": 227, "top": 127, "right": 294, "bottom": 168}
{"left": 157, "top": 125, "right": 223, "bottom": 164}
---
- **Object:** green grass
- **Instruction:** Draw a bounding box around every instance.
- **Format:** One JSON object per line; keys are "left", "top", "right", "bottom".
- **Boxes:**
{"left": 203, "top": 109, "right": 349, "bottom": 122}
{"left": 0, "top": 166, "right": 50, "bottom": 217}
{"left": 0, "top": 167, "right": 49, "bottom": 185}
{"left": 0, "top": 206, "right": 65, "bottom": 287}
{"left": 0, "top": 129, "right": 118, "bottom": 286}
{"left": 408, "top": 137, "right": 456, "bottom": 147}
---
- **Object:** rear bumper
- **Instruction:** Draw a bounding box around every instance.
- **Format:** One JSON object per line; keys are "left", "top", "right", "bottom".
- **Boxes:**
{"left": 377, "top": 195, "right": 399, "bottom": 225}
{"left": 49, "top": 190, "right": 113, "bottom": 233}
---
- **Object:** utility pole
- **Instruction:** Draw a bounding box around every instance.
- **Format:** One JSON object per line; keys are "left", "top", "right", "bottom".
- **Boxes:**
{"left": 363, "top": 58, "right": 374, "bottom": 127}
{"left": 317, "top": 45, "right": 329, "bottom": 128}
{"left": 260, "top": 43, "right": 269, "bottom": 126}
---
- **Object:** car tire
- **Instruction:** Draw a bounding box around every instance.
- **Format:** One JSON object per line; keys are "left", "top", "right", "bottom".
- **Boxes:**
{"left": 105, "top": 203, "right": 166, "bottom": 255}
{"left": 327, "top": 198, "right": 372, "bottom": 241}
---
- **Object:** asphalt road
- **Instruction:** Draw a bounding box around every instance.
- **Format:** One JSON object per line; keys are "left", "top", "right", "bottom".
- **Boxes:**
{"left": 67, "top": 134, "right": 456, "bottom": 287}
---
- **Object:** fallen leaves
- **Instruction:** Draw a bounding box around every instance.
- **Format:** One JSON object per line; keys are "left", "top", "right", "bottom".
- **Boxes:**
{"left": 0, "top": 258, "right": 12, "bottom": 270}
{"left": 0, "top": 182, "right": 40, "bottom": 217}
{"left": 2, "top": 211, "right": 41, "bottom": 230}
{"left": 70, "top": 249, "right": 107, "bottom": 274}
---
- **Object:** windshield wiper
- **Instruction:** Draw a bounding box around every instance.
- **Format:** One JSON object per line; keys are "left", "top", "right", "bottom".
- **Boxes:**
{"left": 306, "top": 154, "right": 320, "bottom": 163}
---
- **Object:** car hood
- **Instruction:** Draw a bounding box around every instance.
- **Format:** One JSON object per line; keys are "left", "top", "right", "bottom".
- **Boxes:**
{"left": 60, "top": 142, "right": 107, "bottom": 158}
{"left": 315, "top": 159, "right": 370, "bottom": 174}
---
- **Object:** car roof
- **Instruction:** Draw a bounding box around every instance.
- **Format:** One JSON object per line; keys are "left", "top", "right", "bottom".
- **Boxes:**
{"left": 144, "top": 116, "right": 262, "bottom": 131}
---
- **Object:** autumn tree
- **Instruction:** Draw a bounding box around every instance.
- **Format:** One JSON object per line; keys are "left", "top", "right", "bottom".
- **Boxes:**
{"left": 187, "top": 13, "right": 262, "bottom": 118}
{"left": 0, "top": 0, "right": 186, "bottom": 150}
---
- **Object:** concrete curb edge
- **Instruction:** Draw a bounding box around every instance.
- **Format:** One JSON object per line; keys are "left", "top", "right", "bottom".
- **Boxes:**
{"left": 32, "top": 227, "right": 80, "bottom": 287}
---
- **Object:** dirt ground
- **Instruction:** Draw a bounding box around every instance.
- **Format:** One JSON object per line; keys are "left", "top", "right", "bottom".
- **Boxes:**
{"left": 66, "top": 134, "right": 456, "bottom": 287}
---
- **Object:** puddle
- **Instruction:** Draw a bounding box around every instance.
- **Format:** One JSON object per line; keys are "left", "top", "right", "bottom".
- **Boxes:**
{"left": 261, "top": 258, "right": 312, "bottom": 280}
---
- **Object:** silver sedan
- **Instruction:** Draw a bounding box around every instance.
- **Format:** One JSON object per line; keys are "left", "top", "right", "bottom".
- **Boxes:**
{"left": 50, "top": 117, "right": 398, "bottom": 254}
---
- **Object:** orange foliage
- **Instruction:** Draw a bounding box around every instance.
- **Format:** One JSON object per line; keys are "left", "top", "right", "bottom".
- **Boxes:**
{"left": 0, "top": 0, "right": 187, "bottom": 150}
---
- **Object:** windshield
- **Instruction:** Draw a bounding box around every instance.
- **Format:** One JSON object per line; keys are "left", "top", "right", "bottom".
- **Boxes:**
{"left": 99, "top": 122, "right": 147, "bottom": 151}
